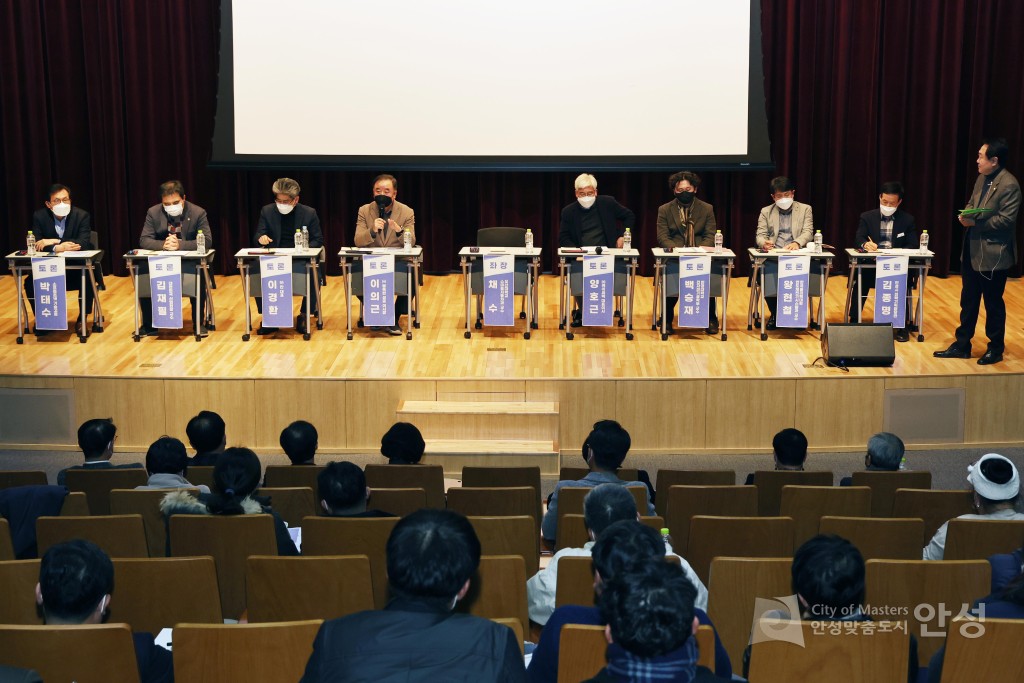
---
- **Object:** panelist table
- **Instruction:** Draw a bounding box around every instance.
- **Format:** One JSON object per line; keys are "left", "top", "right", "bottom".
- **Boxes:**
{"left": 458, "top": 246, "right": 540, "bottom": 340}
{"left": 338, "top": 246, "right": 423, "bottom": 340}
{"left": 651, "top": 247, "right": 736, "bottom": 341}
{"left": 557, "top": 247, "right": 639, "bottom": 341}
{"left": 124, "top": 250, "right": 216, "bottom": 342}
{"left": 7, "top": 250, "right": 105, "bottom": 343}
{"left": 235, "top": 247, "right": 325, "bottom": 341}
{"left": 844, "top": 248, "right": 933, "bottom": 342}
{"left": 747, "top": 247, "right": 835, "bottom": 341}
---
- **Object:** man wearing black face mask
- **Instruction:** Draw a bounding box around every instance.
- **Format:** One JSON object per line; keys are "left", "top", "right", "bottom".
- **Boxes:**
{"left": 656, "top": 171, "right": 719, "bottom": 335}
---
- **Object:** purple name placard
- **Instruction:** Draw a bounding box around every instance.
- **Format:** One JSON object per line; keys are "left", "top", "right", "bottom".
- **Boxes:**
{"left": 874, "top": 255, "right": 908, "bottom": 328}
{"left": 483, "top": 254, "right": 514, "bottom": 326}
{"left": 363, "top": 254, "right": 395, "bottom": 327}
{"left": 583, "top": 254, "right": 614, "bottom": 327}
{"left": 677, "top": 255, "right": 711, "bottom": 328}
{"left": 149, "top": 255, "right": 182, "bottom": 329}
{"left": 776, "top": 254, "right": 810, "bottom": 328}
{"left": 32, "top": 257, "right": 67, "bottom": 330}
{"left": 260, "top": 254, "right": 294, "bottom": 328}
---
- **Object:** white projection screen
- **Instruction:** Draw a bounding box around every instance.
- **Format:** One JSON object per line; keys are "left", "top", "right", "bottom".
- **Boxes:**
{"left": 211, "top": 0, "right": 772, "bottom": 170}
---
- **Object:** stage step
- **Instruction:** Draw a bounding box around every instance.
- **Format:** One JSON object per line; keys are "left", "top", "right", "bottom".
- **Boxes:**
{"left": 396, "top": 400, "right": 559, "bottom": 441}
{"left": 424, "top": 439, "right": 560, "bottom": 477}
{"left": 426, "top": 439, "right": 557, "bottom": 455}
{"left": 398, "top": 400, "right": 558, "bottom": 415}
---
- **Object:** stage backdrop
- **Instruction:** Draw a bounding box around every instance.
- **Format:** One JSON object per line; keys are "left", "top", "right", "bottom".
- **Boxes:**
{"left": 1, "top": 1, "right": 1022, "bottom": 279}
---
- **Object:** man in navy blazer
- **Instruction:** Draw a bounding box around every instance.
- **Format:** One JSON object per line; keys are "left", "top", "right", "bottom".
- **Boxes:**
{"left": 850, "top": 181, "right": 918, "bottom": 341}
{"left": 253, "top": 178, "right": 324, "bottom": 334}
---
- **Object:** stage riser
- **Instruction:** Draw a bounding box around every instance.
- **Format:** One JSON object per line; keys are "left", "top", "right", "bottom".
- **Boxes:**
{"left": 421, "top": 453, "right": 559, "bottom": 477}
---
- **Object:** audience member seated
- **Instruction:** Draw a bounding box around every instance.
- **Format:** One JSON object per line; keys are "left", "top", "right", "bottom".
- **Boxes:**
{"left": 528, "top": 520, "right": 730, "bottom": 682}
{"left": 185, "top": 410, "right": 226, "bottom": 467}
{"left": 35, "top": 540, "right": 173, "bottom": 683}
{"left": 380, "top": 422, "right": 425, "bottom": 465}
{"left": 924, "top": 453, "right": 1024, "bottom": 560}
{"left": 529, "top": 484, "right": 705, "bottom": 627}
{"left": 585, "top": 561, "right": 718, "bottom": 683}
{"left": 300, "top": 509, "right": 525, "bottom": 682}
{"left": 135, "top": 436, "right": 209, "bottom": 493}
{"left": 56, "top": 418, "right": 142, "bottom": 486}
{"left": 317, "top": 461, "right": 395, "bottom": 518}
{"left": 743, "top": 427, "right": 808, "bottom": 485}
{"left": 160, "top": 447, "right": 298, "bottom": 556}
{"left": 742, "top": 534, "right": 918, "bottom": 682}
{"left": 542, "top": 421, "right": 654, "bottom": 542}
{"left": 840, "top": 432, "right": 905, "bottom": 486}
{"left": 282, "top": 420, "right": 319, "bottom": 465}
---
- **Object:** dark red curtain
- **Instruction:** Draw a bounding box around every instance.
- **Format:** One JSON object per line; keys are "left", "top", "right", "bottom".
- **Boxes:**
{"left": 2, "top": 1, "right": 1022, "bottom": 279}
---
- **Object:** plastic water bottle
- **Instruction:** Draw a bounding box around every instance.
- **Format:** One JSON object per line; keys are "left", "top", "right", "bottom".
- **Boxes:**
{"left": 714, "top": 229, "right": 723, "bottom": 253}
{"left": 403, "top": 228, "right": 413, "bottom": 253}
{"left": 919, "top": 230, "right": 929, "bottom": 254}
{"left": 196, "top": 229, "right": 206, "bottom": 255}
{"left": 524, "top": 228, "right": 534, "bottom": 250}
{"left": 301, "top": 225, "right": 309, "bottom": 250}
{"left": 813, "top": 230, "right": 823, "bottom": 253}
{"left": 27, "top": 231, "right": 36, "bottom": 256}
{"left": 660, "top": 527, "right": 672, "bottom": 549}
{"left": 294, "top": 228, "right": 302, "bottom": 250}
{"left": 623, "top": 227, "right": 632, "bottom": 251}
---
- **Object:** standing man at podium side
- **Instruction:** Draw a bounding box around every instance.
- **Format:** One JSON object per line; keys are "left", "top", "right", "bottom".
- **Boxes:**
{"left": 354, "top": 174, "right": 415, "bottom": 336}
{"left": 558, "top": 173, "right": 635, "bottom": 327}
{"left": 755, "top": 176, "right": 814, "bottom": 330}
{"left": 656, "top": 170, "right": 719, "bottom": 335}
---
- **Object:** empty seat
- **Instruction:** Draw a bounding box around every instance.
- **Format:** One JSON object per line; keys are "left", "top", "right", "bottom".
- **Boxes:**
{"left": 263, "top": 465, "right": 322, "bottom": 489}
{"left": 187, "top": 466, "right": 216, "bottom": 489}
{"left": 687, "top": 516, "right": 795, "bottom": 585}
{"left": 750, "top": 470, "right": 833, "bottom": 516}
{"left": 63, "top": 468, "right": 148, "bottom": 515}
{"left": 943, "top": 518, "right": 1024, "bottom": 561}
{"left": 0, "top": 623, "right": 141, "bottom": 683}
{"left": 255, "top": 487, "right": 316, "bottom": 528}
{"left": 364, "top": 464, "right": 445, "bottom": 508}
{"left": 851, "top": 470, "right": 932, "bottom": 517}
{"left": 301, "top": 517, "right": 400, "bottom": 609}
{"left": 246, "top": 555, "right": 374, "bottom": 622}
{"left": 447, "top": 486, "right": 538, "bottom": 531}
{"left": 818, "top": 516, "right": 925, "bottom": 560}
{"left": 940, "top": 617, "right": 1024, "bottom": 682}
{"left": 461, "top": 465, "right": 541, "bottom": 521}
{"left": 654, "top": 470, "right": 736, "bottom": 517}
{"left": 109, "top": 488, "right": 199, "bottom": 558}
{"left": 468, "top": 515, "right": 540, "bottom": 575}
{"left": 36, "top": 514, "right": 148, "bottom": 558}
{"left": 109, "top": 557, "right": 222, "bottom": 633}
{"left": 891, "top": 489, "right": 975, "bottom": 540}
{"left": 61, "top": 491, "right": 90, "bottom": 515}
{"left": 780, "top": 485, "right": 872, "bottom": 546}
{"left": 664, "top": 485, "right": 758, "bottom": 555}
{"left": 368, "top": 487, "right": 426, "bottom": 517}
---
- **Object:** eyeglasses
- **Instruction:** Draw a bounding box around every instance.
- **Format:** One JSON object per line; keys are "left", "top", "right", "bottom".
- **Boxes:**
{"left": 49, "top": 198, "right": 71, "bottom": 204}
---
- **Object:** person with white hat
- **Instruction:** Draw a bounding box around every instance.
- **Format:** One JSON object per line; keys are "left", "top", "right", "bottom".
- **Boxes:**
{"left": 923, "top": 454, "right": 1024, "bottom": 560}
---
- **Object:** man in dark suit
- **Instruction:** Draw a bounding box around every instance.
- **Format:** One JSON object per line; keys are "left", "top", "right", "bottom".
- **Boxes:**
{"left": 137, "top": 179, "right": 212, "bottom": 337}
{"left": 849, "top": 181, "right": 919, "bottom": 341}
{"left": 56, "top": 418, "right": 143, "bottom": 487}
{"left": 24, "top": 184, "right": 96, "bottom": 328}
{"left": 253, "top": 177, "right": 324, "bottom": 334}
{"left": 935, "top": 138, "right": 1020, "bottom": 365}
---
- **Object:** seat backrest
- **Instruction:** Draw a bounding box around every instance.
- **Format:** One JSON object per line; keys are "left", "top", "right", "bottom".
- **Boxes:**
{"left": 447, "top": 486, "right": 538, "bottom": 531}
{"left": 655, "top": 470, "right": 736, "bottom": 516}
{"left": 368, "top": 487, "right": 427, "bottom": 517}
{"left": 865, "top": 558, "right": 991, "bottom": 665}
{"left": 0, "top": 470, "right": 48, "bottom": 489}
{"left": 0, "top": 518, "right": 14, "bottom": 560}
{"left": 172, "top": 620, "right": 323, "bottom": 683}
{"left": 301, "top": 516, "right": 400, "bottom": 609}
{"left": 169, "top": 514, "right": 278, "bottom": 619}
{"left": 554, "top": 556, "right": 596, "bottom": 610}
{"left": 556, "top": 486, "right": 647, "bottom": 544}
{"left": 557, "top": 624, "right": 607, "bottom": 683}
{"left": 263, "top": 465, "right": 323, "bottom": 489}
{"left": 63, "top": 468, "right": 148, "bottom": 515}
{"left": 559, "top": 466, "right": 639, "bottom": 482}
{"left": 818, "top": 516, "right": 925, "bottom": 560}
{"left": 687, "top": 516, "right": 795, "bottom": 585}
{"left": 109, "top": 557, "right": 222, "bottom": 633}
{"left": 664, "top": 485, "right": 758, "bottom": 555}
{"left": 747, "top": 619, "right": 910, "bottom": 681}
{"left": 940, "top": 617, "right": 1024, "bottom": 682}
{"left": 555, "top": 513, "right": 666, "bottom": 553}
{"left": 109, "top": 488, "right": 198, "bottom": 558}
{"left": 37, "top": 514, "right": 148, "bottom": 558}
{"left": 780, "top": 485, "right": 872, "bottom": 546}
{"left": 246, "top": 555, "right": 374, "bottom": 623}
{"left": 364, "top": 464, "right": 445, "bottom": 508}
{"left": 61, "top": 491, "right": 90, "bottom": 515}
{"left": 456, "top": 555, "right": 528, "bottom": 635}
{"left": 491, "top": 617, "right": 525, "bottom": 654}
{"left": 187, "top": 466, "right": 216, "bottom": 489}
{"left": 0, "top": 559, "right": 43, "bottom": 625}
{"left": 462, "top": 466, "right": 542, "bottom": 522}
{"left": 255, "top": 487, "right": 316, "bottom": 528}
{"left": 891, "top": 489, "right": 975, "bottom": 540}
{"left": 468, "top": 515, "right": 539, "bottom": 575}
{"left": 751, "top": 471, "right": 833, "bottom": 516}
{"left": 851, "top": 470, "right": 932, "bottom": 517}
{"left": 0, "top": 623, "right": 141, "bottom": 683}
{"left": 477, "top": 227, "right": 526, "bottom": 247}
{"left": 943, "top": 519, "right": 1024, "bottom": 561}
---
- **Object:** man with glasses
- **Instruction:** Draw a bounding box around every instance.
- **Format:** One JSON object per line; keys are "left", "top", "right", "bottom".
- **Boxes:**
{"left": 755, "top": 176, "right": 814, "bottom": 330}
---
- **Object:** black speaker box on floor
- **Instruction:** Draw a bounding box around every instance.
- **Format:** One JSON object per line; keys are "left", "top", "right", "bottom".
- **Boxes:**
{"left": 822, "top": 323, "right": 896, "bottom": 367}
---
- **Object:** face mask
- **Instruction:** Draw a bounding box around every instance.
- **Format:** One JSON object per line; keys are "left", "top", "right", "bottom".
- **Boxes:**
{"left": 675, "top": 191, "right": 695, "bottom": 204}
{"left": 577, "top": 196, "right": 596, "bottom": 209}
{"left": 276, "top": 202, "right": 295, "bottom": 215}
{"left": 374, "top": 194, "right": 394, "bottom": 210}
{"left": 879, "top": 204, "right": 898, "bottom": 217}
{"left": 51, "top": 202, "right": 71, "bottom": 218}
{"left": 164, "top": 202, "right": 184, "bottom": 217}
{"left": 775, "top": 197, "right": 794, "bottom": 211}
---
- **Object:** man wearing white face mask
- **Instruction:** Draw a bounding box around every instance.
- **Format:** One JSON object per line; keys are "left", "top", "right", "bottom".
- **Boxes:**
{"left": 253, "top": 177, "right": 324, "bottom": 334}
{"left": 755, "top": 176, "right": 814, "bottom": 329}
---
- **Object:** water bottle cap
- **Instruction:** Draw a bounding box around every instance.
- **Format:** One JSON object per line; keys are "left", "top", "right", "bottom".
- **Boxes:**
{"left": 660, "top": 528, "right": 670, "bottom": 535}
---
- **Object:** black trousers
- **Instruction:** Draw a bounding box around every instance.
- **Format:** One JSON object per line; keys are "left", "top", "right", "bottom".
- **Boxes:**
{"left": 665, "top": 297, "right": 718, "bottom": 326}
{"left": 24, "top": 274, "right": 93, "bottom": 316}
{"left": 848, "top": 270, "right": 919, "bottom": 323}
{"left": 955, "top": 247, "right": 1008, "bottom": 353}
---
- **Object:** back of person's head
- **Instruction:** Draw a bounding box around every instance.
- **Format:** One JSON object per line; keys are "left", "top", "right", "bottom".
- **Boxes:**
{"left": 968, "top": 454, "right": 1020, "bottom": 507}
{"left": 598, "top": 560, "right": 697, "bottom": 658}
{"left": 186, "top": 410, "right": 226, "bottom": 455}
{"left": 583, "top": 484, "right": 638, "bottom": 538}
{"left": 38, "top": 540, "right": 113, "bottom": 624}
{"left": 866, "top": 432, "right": 904, "bottom": 470}
{"left": 317, "top": 461, "right": 366, "bottom": 513}
{"left": 380, "top": 422, "right": 425, "bottom": 464}
{"left": 791, "top": 535, "right": 865, "bottom": 619}
{"left": 386, "top": 509, "right": 480, "bottom": 603}
{"left": 207, "top": 447, "right": 262, "bottom": 515}
{"left": 591, "top": 520, "right": 666, "bottom": 583}
{"left": 773, "top": 428, "right": 808, "bottom": 468}
{"left": 77, "top": 418, "right": 116, "bottom": 460}
{"left": 145, "top": 436, "right": 188, "bottom": 475}
{"left": 280, "top": 420, "right": 318, "bottom": 464}
{"left": 585, "top": 420, "right": 631, "bottom": 471}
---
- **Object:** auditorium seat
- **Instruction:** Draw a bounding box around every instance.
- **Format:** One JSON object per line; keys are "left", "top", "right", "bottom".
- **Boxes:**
{"left": 555, "top": 513, "right": 666, "bottom": 553}
{"left": 255, "top": 487, "right": 316, "bottom": 528}
{"left": 687, "top": 516, "right": 795, "bottom": 585}
{"left": 559, "top": 466, "right": 638, "bottom": 483}
{"left": 891, "top": 489, "right": 975, "bottom": 540}
{"left": 940, "top": 617, "right": 1024, "bottom": 682}
{"left": 664, "top": 485, "right": 758, "bottom": 555}
{"left": 186, "top": 466, "right": 215, "bottom": 489}
{"left": 109, "top": 488, "right": 199, "bottom": 558}
{"left": 557, "top": 624, "right": 715, "bottom": 682}
{"left": 0, "top": 518, "right": 14, "bottom": 560}
{"left": 749, "top": 470, "right": 833, "bottom": 516}
{"left": 447, "top": 486, "right": 538, "bottom": 531}
{"left": 461, "top": 465, "right": 542, "bottom": 521}
{"left": 246, "top": 555, "right": 374, "bottom": 623}
{"left": 780, "top": 485, "right": 872, "bottom": 546}
{"left": 818, "top": 516, "right": 925, "bottom": 560}
{"left": 364, "top": 464, "right": 445, "bottom": 508}
{"left": 172, "top": 619, "right": 322, "bottom": 683}
{"left": 368, "top": 487, "right": 426, "bottom": 517}
{"left": 455, "top": 555, "right": 529, "bottom": 635}
{"left": 491, "top": 617, "right": 525, "bottom": 654}
{"left": 61, "top": 491, "right": 90, "bottom": 515}
{"left": 851, "top": 470, "right": 932, "bottom": 517}
{"left": 0, "top": 470, "right": 48, "bottom": 489}
{"left": 942, "top": 518, "right": 1024, "bottom": 561}
{"left": 0, "top": 623, "right": 141, "bottom": 683}
{"left": 554, "top": 556, "right": 597, "bottom": 609}
{"left": 301, "top": 516, "right": 400, "bottom": 609}
{"left": 654, "top": 470, "right": 736, "bottom": 517}
{"left": 554, "top": 485, "right": 648, "bottom": 547}
{"left": 37, "top": 514, "right": 148, "bottom": 558}
{"left": 109, "top": 557, "right": 222, "bottom": 633}
{"left": 63, "top": 468, "right": 148, "bottom": 515}
{"left": 0, "top": 559, "right": 43, "bottom": 625}
{"left": 263, "top": 464, "right": 322, "bottom": 489}
{"left": 468, "top": 515, "right": 539, "bottom": 575}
